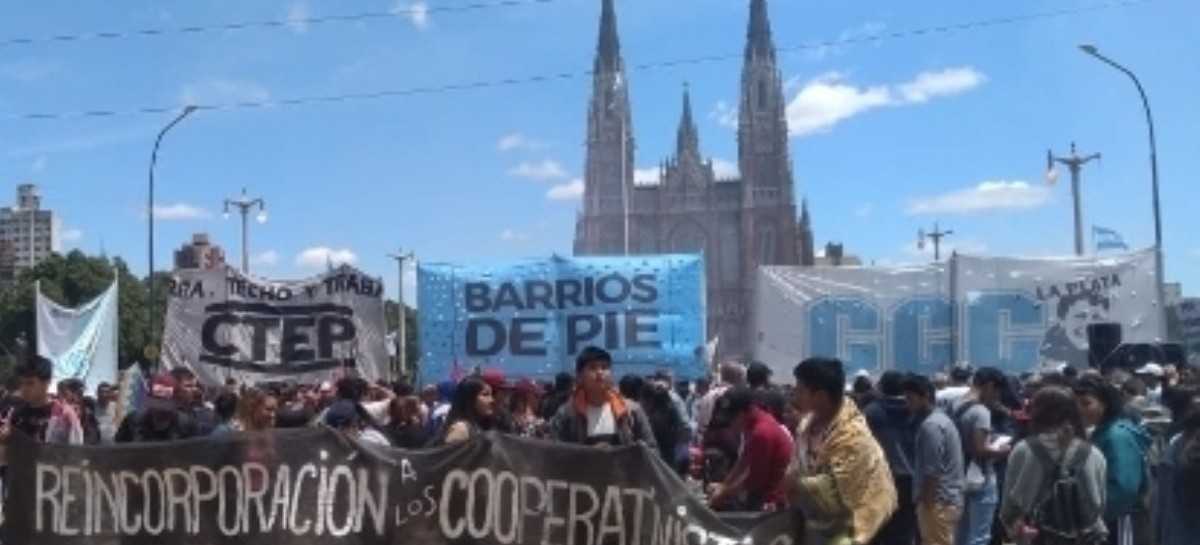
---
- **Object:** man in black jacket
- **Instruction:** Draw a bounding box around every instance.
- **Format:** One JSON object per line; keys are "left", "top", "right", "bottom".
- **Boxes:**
{"left": 549, "top": 346, "right": 657, "bottom": 450}
{"left": 115, "top": 373, "right": 197, "bottom": 443}
{"left": 864, "top": 370, "right": 917, "bottom": 545}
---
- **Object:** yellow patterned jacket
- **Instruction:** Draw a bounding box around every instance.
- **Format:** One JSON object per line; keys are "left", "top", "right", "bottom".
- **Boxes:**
{"left": 785, "top": 400, "right": 898, "bottom": 545}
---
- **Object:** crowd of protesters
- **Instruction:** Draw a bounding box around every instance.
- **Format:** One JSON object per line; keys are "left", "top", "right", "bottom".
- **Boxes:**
{"left": 1, "top": 349, "right": 1199, "bottom": 545}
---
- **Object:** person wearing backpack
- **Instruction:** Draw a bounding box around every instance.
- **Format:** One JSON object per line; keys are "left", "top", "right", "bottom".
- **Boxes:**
{"left": 1000, "top": 386, "right": 1107, "bottom": 545}
{"left": 949, "top": 367, "right": 1012, "bottom": 545}
{"left": 1074, "top": 375, "right": 1151, "bottom": 545}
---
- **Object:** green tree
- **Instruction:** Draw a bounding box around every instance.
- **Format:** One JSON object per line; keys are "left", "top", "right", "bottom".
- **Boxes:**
{"left": 0, "top": 251, "right": 155, "bottom": 371}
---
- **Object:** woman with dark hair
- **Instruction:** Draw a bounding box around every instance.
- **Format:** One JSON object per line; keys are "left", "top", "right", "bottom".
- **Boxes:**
{"left": 999, "top": 386, "right": 1107, "bottom": 544}
{"left": 1157, "top": 388, "right": 1200, "bottom": 545}
{"left": 385, "top": 396, "right": 428, "bottom": 448}
{"left": 434, "top": 376, "right": 495, "bottom": 445}
{"left": 1074, "top": 375, "right": 1150, "bottom": 545}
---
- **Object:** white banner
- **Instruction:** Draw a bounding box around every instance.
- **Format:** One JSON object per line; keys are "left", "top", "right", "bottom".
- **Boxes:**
{"left": 756, "top": 263, "right": 952, "bottom": 377}
{"left": 162, "top": 265, "right": 389, "bottom": 386}
{"left": 754, "top": 248, "right": 1162, "bottom": 375}
{"left": 957, "top": 248, "right": 1161, "bottom": 371}
{"left": 1178, "top": 298, "right": 1200, "bottom": 361}
{"left": 36, "top": 280, "right": 119, "bottom": 394}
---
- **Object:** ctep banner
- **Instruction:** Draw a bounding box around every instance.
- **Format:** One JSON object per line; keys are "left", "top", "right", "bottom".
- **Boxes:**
{"left": 161, "top": 265, "right": 390, "bottom": 386}
{"left": 755, "top": 248, "right": 1162, "bottom": 375}
{"left": 418, "top": 255, "right": 707, "bottom": 383}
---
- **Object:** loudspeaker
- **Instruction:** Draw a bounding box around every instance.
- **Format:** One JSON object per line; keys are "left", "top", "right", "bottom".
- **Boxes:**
{"left": 1087, "top": 322, "right": 1123, "bottom": 369}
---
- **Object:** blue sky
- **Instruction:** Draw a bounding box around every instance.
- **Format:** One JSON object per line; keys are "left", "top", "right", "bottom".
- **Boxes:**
{"left": 2, "top": 0, "right": 1197, "bottom": 303}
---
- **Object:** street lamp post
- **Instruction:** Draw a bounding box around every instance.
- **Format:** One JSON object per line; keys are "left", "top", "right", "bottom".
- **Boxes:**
{"left": 388, "top": 249, "right": 414, "bottom": 377}
{"left": 223, "top": 189, "right": 267, "bottom": 273}
{"left": 147, "top": 105, "right": 197, "bottom": 360}
{"left": 1080, "top": 44, "right": 1167, "bottom": 340}
{"left": 1046, "top": 142, "right": 1101, "bottom": 256}
{"left": 918, "top": 223, "right": 953, "bottom": 262}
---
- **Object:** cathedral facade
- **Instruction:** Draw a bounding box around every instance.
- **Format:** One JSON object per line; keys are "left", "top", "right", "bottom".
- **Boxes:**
{"left": 573, "top": 0, "right": 814, "bottom": 360}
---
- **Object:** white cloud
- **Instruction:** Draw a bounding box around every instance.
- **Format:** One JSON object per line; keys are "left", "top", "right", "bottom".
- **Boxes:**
{"left": 392, "top": 1, "right": 430, "bottom": 30}
{"left": 510, "top": 159, "right": 568, "bottom": 181}
{"left": 285, "top": 2, "right": 310, "bottom": 34}
{"left": 634, "top": 167, "right": 660, "bottom": 186}
{"left": 151, "top": 203, "right": 212, "bottom": 220}
{"left": 709, "top": 101, "right": 738, "bottom": 130}
{"left": 711, "top": 158, "right": 739, "bottom": 179}
{"left": 251, "top": 250, "right": 280, "bottom": 267}
{"left": 296, "top": 247, "right": 358, "bottom": 269}
{"left": 787, "top": 72, "right": 893, "bottom": 136}
{"left": 179, "top": 78, "right": 270, "bottom": 107}
{"left": 897, "top": 67, "right": 988, "bottom": 104}
{"left": 61, "top": 228, "right": 83, "bottom": 244}
{"left": 855, "top": 202, "right": 874, "bottom": 218}
{"left": 905, "top": 181, "right": 1053, "bottom": 215}
{"left": 497, "top": 132, "right": 545, "bottom": 152}
{"left": 499, "top": 229, "right": 529, "bottom": 242}
{"left": 0, "top": 59, "right": 60, "bottom": 82}
{"left": 786, "top": 67, "right": 986, "bottom": 137}
{"left": 546, "top": 178, "right": 584, "bottom": 201}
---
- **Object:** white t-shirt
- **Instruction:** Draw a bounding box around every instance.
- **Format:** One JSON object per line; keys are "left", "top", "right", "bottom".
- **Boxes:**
{"left": 585, "top": 403, "right": 617, "bottom": 437}
{"left": 936, "top": 386, "right": 970, "bottom": 413}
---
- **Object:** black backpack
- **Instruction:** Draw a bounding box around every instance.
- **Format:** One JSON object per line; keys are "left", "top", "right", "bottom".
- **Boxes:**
{"left": 1027, "top": 440, "right": 1102, "bottom": 542}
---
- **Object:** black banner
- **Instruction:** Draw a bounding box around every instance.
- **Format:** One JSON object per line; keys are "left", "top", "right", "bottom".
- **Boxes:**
{"left": 4, "top": 429, "right": 794, "bottom": 545}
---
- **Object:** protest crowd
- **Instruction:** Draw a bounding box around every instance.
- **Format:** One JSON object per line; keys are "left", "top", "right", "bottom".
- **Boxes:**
{"left": 1, "top": 348, "right": 1199, "bottom": 545}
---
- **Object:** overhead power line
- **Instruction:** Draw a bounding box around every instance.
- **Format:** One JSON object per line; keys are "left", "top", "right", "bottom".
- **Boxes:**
{"left": 1, "top": 0, "right": 1166, "bottom": 122}
{"left": 0, "top": 0, "right": 563, "bottom": 47}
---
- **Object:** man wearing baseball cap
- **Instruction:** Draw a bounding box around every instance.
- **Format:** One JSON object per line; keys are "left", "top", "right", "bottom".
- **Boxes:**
{"left": 115, "top": 373, "right": 197, "bottom": 443}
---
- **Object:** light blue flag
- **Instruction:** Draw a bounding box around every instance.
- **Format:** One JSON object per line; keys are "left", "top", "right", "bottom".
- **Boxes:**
{"left": 1092, "top": 225, "right": 1129, "bottom": 252}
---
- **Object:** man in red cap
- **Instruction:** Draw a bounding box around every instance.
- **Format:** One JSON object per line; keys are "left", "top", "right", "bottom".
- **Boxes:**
{"left": 115, "top": 373, "right": 197, "bottom": 443}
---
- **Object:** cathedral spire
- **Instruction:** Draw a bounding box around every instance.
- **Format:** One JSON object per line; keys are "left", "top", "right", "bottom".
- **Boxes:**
{"left": 595, "top": 0, "right": 621, "bottom": 73}
{"left": 746, "top": 0, "right": 775, "bottom": 63}
{"left": 676, "top": 83, "right": 699, "bottom": 157}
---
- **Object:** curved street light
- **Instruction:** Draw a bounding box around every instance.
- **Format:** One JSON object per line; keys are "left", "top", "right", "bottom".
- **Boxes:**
{"left": 1079, "top": 44, "right": 1167, "bottom": 340}
{"left": 147, "top": 105, "right": 198, "bottom": 362}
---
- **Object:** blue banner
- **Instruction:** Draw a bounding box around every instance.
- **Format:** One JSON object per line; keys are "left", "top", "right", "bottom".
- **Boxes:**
{"left": 418, "top": 255, "right": 706, "bottom": 384}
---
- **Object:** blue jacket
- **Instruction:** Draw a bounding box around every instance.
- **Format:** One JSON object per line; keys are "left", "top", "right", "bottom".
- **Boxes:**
{"left": 1091, "top": 417, "right": 1150, "bottom": 520}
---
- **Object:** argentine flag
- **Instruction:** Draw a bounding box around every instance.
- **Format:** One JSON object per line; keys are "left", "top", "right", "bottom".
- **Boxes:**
{"left": 1093, "top": 225, "right": 1129, "bottom": 252}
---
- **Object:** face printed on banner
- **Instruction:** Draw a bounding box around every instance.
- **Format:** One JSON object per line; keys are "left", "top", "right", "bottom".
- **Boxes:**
{"left": 1061, "top": 295, "right": 1111, "bottom": 349}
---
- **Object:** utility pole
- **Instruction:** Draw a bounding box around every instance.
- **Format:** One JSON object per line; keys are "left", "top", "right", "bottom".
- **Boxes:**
{"left": 1047, "top": 142, "right": 1101, "bottom": 256}
{"left": 223, "top": 189, "right": 267, "bottom": 273}
{"left": 918, "top": 223, "right": 953, "bottom": 262}
{"left": 388, "top": 249, "right": 414, "bottom": 378}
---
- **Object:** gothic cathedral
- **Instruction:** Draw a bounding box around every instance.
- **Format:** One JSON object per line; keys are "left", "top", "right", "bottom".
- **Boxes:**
{"left": 573, "top": 0, "right": 815, "bottom": 360}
